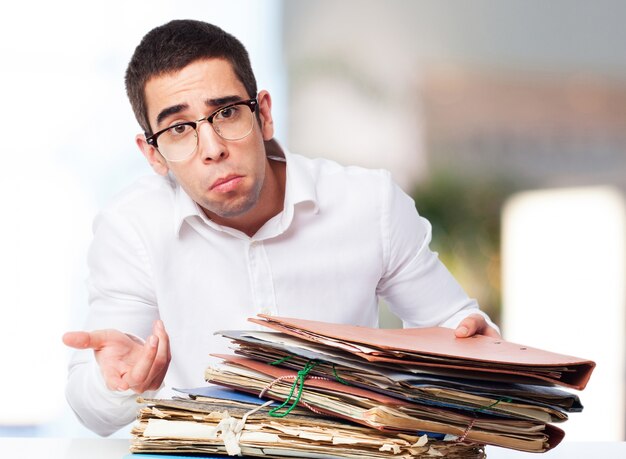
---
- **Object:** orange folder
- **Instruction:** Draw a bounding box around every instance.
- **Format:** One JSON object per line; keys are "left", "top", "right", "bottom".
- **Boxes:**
{"left": 248, "top": 315, "right": 595, "bottom": 390}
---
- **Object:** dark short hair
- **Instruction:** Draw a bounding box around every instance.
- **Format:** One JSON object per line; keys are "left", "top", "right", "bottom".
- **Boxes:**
{"left": 125, "top": 19, "right": 258, "bottom": 134}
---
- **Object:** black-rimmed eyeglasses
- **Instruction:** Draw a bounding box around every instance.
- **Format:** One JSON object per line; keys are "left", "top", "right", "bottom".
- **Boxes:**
{"left": 145, "top": 98, "right": 258, "bottom": 162}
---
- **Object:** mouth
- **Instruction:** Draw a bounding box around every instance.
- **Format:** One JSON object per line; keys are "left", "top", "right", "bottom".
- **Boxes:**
{"left": 210, "top": 175, "right": 244, "bottom": 193}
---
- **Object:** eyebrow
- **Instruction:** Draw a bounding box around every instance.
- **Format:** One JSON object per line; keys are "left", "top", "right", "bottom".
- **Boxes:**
{"left": 154, "top": 95, "right": 246, "bottom": 129}
{"left": 155, "top": 104, "right": 188, "bottom": 127}
{"left": 206, "top": 95, "right": 244, "bottom": 107}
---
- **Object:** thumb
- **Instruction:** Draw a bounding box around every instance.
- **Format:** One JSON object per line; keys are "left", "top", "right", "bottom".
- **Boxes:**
{"left": 62, "top": 330, "right": 108, "bottom": 350}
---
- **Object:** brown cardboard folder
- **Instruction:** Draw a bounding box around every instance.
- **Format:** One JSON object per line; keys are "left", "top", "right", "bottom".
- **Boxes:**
{"left": 248, "top": 315, "right": 595, "bottom": 390}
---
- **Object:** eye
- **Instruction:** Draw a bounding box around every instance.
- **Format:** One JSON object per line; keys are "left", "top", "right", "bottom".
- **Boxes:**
{"left": 166, "top": 123, "right": 193, "bottom": 137}
{"left": 215, "top": 105, "right": 241, "bottom": 121}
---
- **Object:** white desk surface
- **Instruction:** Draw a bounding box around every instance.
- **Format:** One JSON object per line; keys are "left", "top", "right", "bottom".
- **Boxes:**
{"left": 1, "top": 437, "right": 625, "bottom": 458}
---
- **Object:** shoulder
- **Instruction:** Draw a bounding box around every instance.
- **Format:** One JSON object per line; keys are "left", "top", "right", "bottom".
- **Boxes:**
{"left": 287, "top": 153, "right": 408, "bottom": 228}
{"left": 104, "top": 174, "right": 175, "bottom": 211}
{"left": 289, "top": 152, "right": 393, "bottom": 192}
{"left": 95, "top": 174, "right": 177, "bottom": 232}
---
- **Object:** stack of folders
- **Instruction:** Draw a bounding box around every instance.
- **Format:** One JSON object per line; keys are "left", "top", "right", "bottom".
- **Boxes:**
{"left": 130, "top": 315, "right": 595, "bottom": 458}
{"left": 132, "top": 386, "right": 486, "bottom": 458}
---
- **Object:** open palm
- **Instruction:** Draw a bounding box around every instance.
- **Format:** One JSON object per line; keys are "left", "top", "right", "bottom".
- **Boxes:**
{"left": 63, "top": 320, "right": 171, "bottom": 393}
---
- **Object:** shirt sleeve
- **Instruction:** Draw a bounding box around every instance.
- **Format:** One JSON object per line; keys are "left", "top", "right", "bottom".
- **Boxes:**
{"left": 65, "top": 209, "right": 161, "bottom": 436}
{"left": 376, "top": 173, "right": 499, "bottom": 331}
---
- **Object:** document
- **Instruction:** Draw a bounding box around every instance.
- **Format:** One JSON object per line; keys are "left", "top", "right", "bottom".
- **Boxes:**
{"left": 205, "top": 354, "right": 563, "bottom": 453}
{"left": 130, "top": 387, "right": 486, "bottom": 459}
{"left": 218, "top": 329, "right": 580, "bottom": 423}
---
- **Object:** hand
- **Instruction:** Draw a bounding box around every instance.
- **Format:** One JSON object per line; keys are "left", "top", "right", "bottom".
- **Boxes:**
{"left": 454, "top": 313, "right": 501, "bottom": 339}
{"left": 62, "top": 320, "right": 171, "bottom": 393}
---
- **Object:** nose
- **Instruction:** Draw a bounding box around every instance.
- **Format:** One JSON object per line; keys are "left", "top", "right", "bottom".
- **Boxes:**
{"left": 196, "top": 121, "right": 229, "bottom": 163}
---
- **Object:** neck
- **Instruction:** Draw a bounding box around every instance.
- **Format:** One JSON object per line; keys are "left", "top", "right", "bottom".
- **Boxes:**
{"left": 209, "top": 158, "right": 286, "bottom": 237}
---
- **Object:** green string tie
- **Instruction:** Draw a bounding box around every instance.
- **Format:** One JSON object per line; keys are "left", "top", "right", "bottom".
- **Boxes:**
{"left": 476, "top": 397, "right": 513, "bottom": 413}
{"left": 268, "top": 359, "right": 319, "bottom": 418}
{"left": 332, "top": 363, "right": 349, "bottom": 385}
{"left": 269, "top": 355, "right": 294, "bottom": 365}
{"left": 269, "top": 355, "right": 348, "bottom": 385}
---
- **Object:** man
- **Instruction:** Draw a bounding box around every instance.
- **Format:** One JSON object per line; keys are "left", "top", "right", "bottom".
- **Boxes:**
{"left": 63, "top": 19, "right": 499, "bottom": 436}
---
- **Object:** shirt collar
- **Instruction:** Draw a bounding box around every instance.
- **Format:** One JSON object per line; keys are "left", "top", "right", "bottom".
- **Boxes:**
{"left": 173, "top": 139, "right": 319, "bottom": 237}
{"left": 173, "top": 177, "right": 203, "bottom": 235}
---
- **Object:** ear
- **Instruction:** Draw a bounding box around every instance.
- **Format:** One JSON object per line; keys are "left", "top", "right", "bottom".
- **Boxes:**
{"left": 257, "top": 90, "right": 274, "bottom": 141}
{"left": 136, "top": 134, "right": 169, "bottom": 176}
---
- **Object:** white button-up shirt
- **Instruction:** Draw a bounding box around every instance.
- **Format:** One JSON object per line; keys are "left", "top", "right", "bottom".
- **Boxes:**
{"left": 66, "top": 150, "right": 494, "bottom": 435}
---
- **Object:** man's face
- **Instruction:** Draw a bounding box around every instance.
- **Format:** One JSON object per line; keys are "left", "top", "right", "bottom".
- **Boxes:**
{"left": 137, "top": 58, "right": 274, "bottom": 221}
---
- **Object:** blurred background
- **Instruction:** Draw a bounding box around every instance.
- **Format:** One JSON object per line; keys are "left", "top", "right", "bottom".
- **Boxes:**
{"left": 0, "top": 0, "right": 624, "bottom": 443}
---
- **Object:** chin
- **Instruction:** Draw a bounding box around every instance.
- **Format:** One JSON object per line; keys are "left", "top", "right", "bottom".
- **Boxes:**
{"left": 208, "top": 198, "right": 258, "bottom": 219}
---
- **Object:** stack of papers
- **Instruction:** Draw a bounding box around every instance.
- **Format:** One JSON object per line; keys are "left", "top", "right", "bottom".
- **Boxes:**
{"left": 130, "top": 315, "right": 595, "bottom": 457}
{"left": 131, "top": 387, "right": 486, "bottom": 458}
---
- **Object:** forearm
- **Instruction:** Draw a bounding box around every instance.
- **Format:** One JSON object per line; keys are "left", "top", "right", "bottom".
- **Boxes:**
{"left": 66, "top": 204, "right": 163, "bottom": 435}
{"left": 65, "top": 352, "right": 157, "bottom": 436}
{"left": 382, "top": 249, "right": 499, "bottom": 331}
{"left": 378, "top": 177, "right": 498, "bottom": 331}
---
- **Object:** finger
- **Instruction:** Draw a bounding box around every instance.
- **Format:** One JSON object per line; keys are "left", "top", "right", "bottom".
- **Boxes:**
{"left": 63, "top": 331, "right": 90, "bottom": 349}
{"left": 455, "top": 315, "right": 501, "bottom": 338}
{"left": 62, "top": 330, "right": 108, "bottom": 350}
{"left": 455, "top": 315, "right": 485, "bottom": 338}
{"left": 482, "top": 326, "right": 502, "bottom": 338}
{"left": 142, "top": 321, "right": 171, "bottom": 390}
{"left": 101, "top": 366, "right": 127, "bottom": 391}
{"left": 154, "top": 320, "right": 171, "bottom": 364}
{"left": 124, "top": 335, "right": 159, "bottom": 391}
{"left": 470, "top": 315, "right": 501, "bottom": 338}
